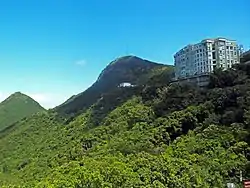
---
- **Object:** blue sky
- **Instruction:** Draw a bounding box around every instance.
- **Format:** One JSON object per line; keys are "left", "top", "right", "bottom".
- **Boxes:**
{"left": 0, "top": 0, "right": 249, "bottom": 108}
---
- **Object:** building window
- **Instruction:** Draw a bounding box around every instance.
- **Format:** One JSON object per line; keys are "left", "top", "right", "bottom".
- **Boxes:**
{"left": 212, "top": 52, "right": 216, "bottom": 59}
{"left": 220, "top": 42, "right": 224, "bottom": 45}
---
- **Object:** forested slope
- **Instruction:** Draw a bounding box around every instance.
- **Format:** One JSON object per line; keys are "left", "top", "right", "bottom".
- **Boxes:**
{"left": 1, "top": 59, "right": 250, "bottom": 187}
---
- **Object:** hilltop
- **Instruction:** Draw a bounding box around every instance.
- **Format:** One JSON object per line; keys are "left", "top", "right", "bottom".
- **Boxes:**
{"left": 55, "top": 55, "right": 174, "bottom": 118}
{"left": 0, "top": 92, "right": 45, "bottom": 131}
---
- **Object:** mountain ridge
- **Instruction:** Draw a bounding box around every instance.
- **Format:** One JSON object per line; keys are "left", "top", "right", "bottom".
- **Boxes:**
{"left": 55, "top": 55, "right": 174, "bottom": 118}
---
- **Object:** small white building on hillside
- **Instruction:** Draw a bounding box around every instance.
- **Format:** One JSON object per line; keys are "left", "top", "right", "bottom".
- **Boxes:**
{"left": 118, "top": 82, "right": 136, "bottom": 87}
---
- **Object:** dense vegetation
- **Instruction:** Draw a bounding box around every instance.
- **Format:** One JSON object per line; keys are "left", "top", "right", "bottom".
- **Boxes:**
{"left": 1, "top": 57, "right": 250, "bottom": 187}
{"left": 0, "top": 92, "right": 45, "bottom": 131}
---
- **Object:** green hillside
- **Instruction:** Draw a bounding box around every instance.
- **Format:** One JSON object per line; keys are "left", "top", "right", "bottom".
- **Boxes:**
{"left": 1, "top": 57, "right": 250, "bottom": 187}
{"left": 0, "top": 92, "right": 45, "bottom": 131}
{"left": 55, "top": 55, "right": 174, "bottom": 118}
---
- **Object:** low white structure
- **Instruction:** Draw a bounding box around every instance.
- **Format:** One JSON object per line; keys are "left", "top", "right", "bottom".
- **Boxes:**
{"left": 118, "top": 82, "right": 135, "bottom": 87}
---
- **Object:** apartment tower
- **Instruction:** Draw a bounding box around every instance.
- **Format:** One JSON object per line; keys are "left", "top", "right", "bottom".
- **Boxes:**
{"left": 174, "top": 38, "right": 242, "bottom": 79}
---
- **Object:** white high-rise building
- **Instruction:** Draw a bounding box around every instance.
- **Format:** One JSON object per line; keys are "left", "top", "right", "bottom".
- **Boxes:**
{"left": 174, "top": 38, "right": 242, "bottom": 79}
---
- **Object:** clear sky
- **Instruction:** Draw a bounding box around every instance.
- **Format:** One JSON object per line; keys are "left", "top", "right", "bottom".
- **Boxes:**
{"left": 0, "top": 0, "right": 249, "bottom": 108}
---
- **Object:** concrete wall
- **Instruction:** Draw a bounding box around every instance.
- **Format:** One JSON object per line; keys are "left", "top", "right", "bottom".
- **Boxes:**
{"left": 172, "top": 74, "right": 210, "bottom": 88}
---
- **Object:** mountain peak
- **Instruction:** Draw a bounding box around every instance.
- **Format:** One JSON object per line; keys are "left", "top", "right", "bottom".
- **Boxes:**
{"left": 0, "top": 92, "right": 45, "bottom": 131}
{"left": 5, "top": 92, "right": 31, "bottom": 102}
{"left": 109, "top": 55, "right": 140, "bottom": 65}
{"left": 11, "top": 91, "right": 26, "bottom": 96}
{"left": 97, "top": 55, "right": 160, "bottom": 82}
{"left": 56, "top": 55, "right": 173, "bottom": 116}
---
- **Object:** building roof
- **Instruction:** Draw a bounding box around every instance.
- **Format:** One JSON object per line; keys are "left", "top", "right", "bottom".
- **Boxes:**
{"left": 202, "top": 37, "right": 236, "bottom": 42}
